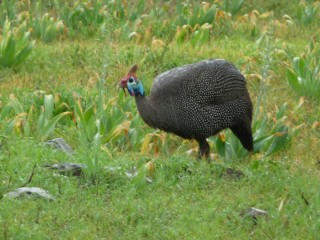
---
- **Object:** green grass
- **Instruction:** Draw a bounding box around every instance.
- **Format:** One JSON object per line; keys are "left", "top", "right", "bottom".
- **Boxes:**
{"left": 1, "top": 0, "right": 320, "bottom": 239}
{"left": 1, "top": 137, "right": 320, "bottom": 239}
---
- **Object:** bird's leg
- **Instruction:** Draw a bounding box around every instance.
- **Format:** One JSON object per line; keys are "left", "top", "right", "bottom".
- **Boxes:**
{"left": 197, "top": 139, "right": 210, "bottom": 161}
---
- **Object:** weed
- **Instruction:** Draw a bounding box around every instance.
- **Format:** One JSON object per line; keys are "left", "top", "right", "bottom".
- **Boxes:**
{"left": 296, "top": 0, "right": 319, "bottom": 26}
{"left": 221, "top": 0, "right": 244, "bottom": 17}
{"left": 31, "top": 13, "right": 64, "bottom": 42}
{"left": 213, "top": 103, "right": 302, "bottom": 161}
{"left": 0, "top": 0, "right": 17, "bottom": 25}
{"left": 1, "top": 94, "right": 71, "bottom": 139}
{"left": 0, "top": 19, "right": 34, "bottom": 68}
{"left": 286, "top": 38, "right": 320, "bottom": 100}
{"left": 54, "top": 1, "right": 110, "bottom": 38}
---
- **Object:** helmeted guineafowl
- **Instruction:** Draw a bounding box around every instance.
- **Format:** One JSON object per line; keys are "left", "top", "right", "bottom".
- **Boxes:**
{"left": 118, "top": 59, "right": 253, "bottom": 159}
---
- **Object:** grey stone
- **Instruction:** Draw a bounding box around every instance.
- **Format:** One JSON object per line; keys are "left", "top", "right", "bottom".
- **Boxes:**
{"left": 125, "top": 167, "right": 153, "bottom": 183}
{"left": 44, "top": 138, "right": 74, "bottom": 155}
{"left": 105, "top": 166, "right": 122, "bottom": 173}
{"left": 44, "top": 162, "right": 87, "bottom": 176}
{"left": 222, "top": 167, "right": 245, "bottom": 180}
{"left": 125, "top": 166, "right": 138, "bottom": 178}
{"left": 4, "top": 187, "right": 55, "bottom": 201}
{"left": 241, "top": 207, "right": 268, "bottom": 223}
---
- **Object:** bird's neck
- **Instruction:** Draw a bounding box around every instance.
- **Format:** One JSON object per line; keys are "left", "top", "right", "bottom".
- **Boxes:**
{"left": 134, "top": 94, "right": 157, "bottom": 128}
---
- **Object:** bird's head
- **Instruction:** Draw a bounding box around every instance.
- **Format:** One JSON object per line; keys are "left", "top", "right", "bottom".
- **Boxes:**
{"left": 118, "top": 64, "right": 144, "bottom": 96}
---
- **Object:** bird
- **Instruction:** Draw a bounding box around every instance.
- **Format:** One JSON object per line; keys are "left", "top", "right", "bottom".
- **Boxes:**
{"left": 118, "top": 59, "right": 253, "bottom": 159}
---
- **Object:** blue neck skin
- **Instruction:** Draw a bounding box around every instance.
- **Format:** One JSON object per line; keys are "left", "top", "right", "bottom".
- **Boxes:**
{"left": 128, "top": 80, "right": 144, "bottom": 96}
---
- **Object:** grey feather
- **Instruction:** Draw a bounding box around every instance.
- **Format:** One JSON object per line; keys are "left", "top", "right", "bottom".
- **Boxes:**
{"left": 122, "top": 59, "right": 253, "bottom": 159}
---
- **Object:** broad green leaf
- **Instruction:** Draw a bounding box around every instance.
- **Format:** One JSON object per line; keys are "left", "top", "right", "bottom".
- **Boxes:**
{"left": 190, "top": 30, "right": 200, "bottom": 46}
{"left": 230, "top": 0, "right": 244, "bottom": 16}
{"left": 276, "top": 103, "right": 287, "bottom": 120}
{"left": 83, "top": 105, "right": 97, "bottom": 140}
{"left": 37, "top": 109, "right": 45, "bottom": 132}
{"left": 25, "top": 105, "right": 35, "bottom": 136}
{"left": 37, "top": 111, "right": 71, "bottom": 141}
{"left": 286, "top": 40, "right": 320, "bottom": 99}
{"left": 200, "top": 6, "right": 216, "bottom": 25}
{"left": 287, "top": 69, "right": 301, "bottom": 93}
{"left": 292, "top": 57, "right": 302, "bottom": 77}
{"left": 264, "top": 129, "right": 289, "bottom": 157}
{"left": 252, "top": 117, "right": 268, "bottom": 138}
{"left": 188, "top": 5, "right": 200, "bottom": 26}
{"left": 215, "top": 134, "right": 226, "bottom": 157}
{"left": 0, "top": 104, "right": 13, "bottom": 120}
{"left": 222, "top": 0, "right": 244, "bottom": 16}
{"left": 2, "top": 34, "right": 16, "bottom": 67}
{"left": 44, "top": 95, "right": 54, "bottom": 120}
{"left": 14, "top": 42, "right": 34, "bottom": 66}
{"left": 224, "top": 142, "right": 235, "bottom": 162}
{"left": 9, "top": 94, "right": 25, "bottom": 114}
{"left": 253, "top": 135, "right": 274, "bottom": 153}
{"left": 0, "top": 20, "right": 33, "bottom": 68}
{"left": 74, "top": 98, "right": 91, "bottom": 142}
{"left": 199, "top": 26, "right": 210, "bottom": 45}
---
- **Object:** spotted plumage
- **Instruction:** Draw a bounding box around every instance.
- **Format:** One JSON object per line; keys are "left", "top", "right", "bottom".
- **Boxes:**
{"left": 118, "top": 59, "right": 253, "bottom": 159}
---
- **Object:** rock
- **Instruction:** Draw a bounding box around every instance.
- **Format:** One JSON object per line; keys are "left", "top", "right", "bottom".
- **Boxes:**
{"left": 44, "top": 162, "right": 87, "bottom": 176}
{"left": 44, "top": 138, "right": 74, "bottom": 155}
{"left": 146, "top": 177, "right": 153, "bottom": 184}
{"left": 105, "top": 166, "right": 122, "bottom": 173}
{"left": 221, "top": 167, "right": 245, "bottom": 180}
{"left": 4, "top": 187, "right": 55, "bottom": 201}
{"left": 125, "top": 166, "right": 138, "bottom": 178}
{"left": 125, "top": 166, "right": 153, "bottom": 184}
{"left": 240, "top": 207, "right": 268, "bottom": 223}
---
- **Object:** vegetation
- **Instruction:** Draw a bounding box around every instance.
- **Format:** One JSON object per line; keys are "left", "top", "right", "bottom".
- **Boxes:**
{"left": 0, "top": 0, "right": 320, "bottom": 239}
{"left": 0, "top": 19, "right": 34, "bottom": 68}
{"left": 286, "top": 38, "right": 320, "bottom": 100}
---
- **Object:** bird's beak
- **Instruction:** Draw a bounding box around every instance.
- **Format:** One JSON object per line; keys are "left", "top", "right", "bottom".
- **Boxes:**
{"left": 117, "top": 81, "right": 124, "bottom": 89}
{"left": 117, "top": 81, "right": 127, "bottom": 96}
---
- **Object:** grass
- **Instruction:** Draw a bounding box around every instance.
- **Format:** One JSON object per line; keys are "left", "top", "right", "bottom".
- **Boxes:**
{"left": 1, "top": 0, "right": 320, "bottom": 239}
{"left": 1, "top": 137, "right": 320, "bottom": 239}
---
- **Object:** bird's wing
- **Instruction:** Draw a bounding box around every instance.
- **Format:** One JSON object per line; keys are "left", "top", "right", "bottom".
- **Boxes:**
{"left": 149, "top": 59, "right": 248, "bottom": 105}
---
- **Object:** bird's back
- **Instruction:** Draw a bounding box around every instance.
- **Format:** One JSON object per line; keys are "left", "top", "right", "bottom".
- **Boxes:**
{"left": 144, "top": 59, "right": 252, "bottom": 141}
{"left": 149, "top": 59, "right": 249, "bottom": 105}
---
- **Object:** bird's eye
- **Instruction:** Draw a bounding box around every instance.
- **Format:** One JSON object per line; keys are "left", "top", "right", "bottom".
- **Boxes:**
{"left": 129, "top": 77, "right": 134, "bottom": 83}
